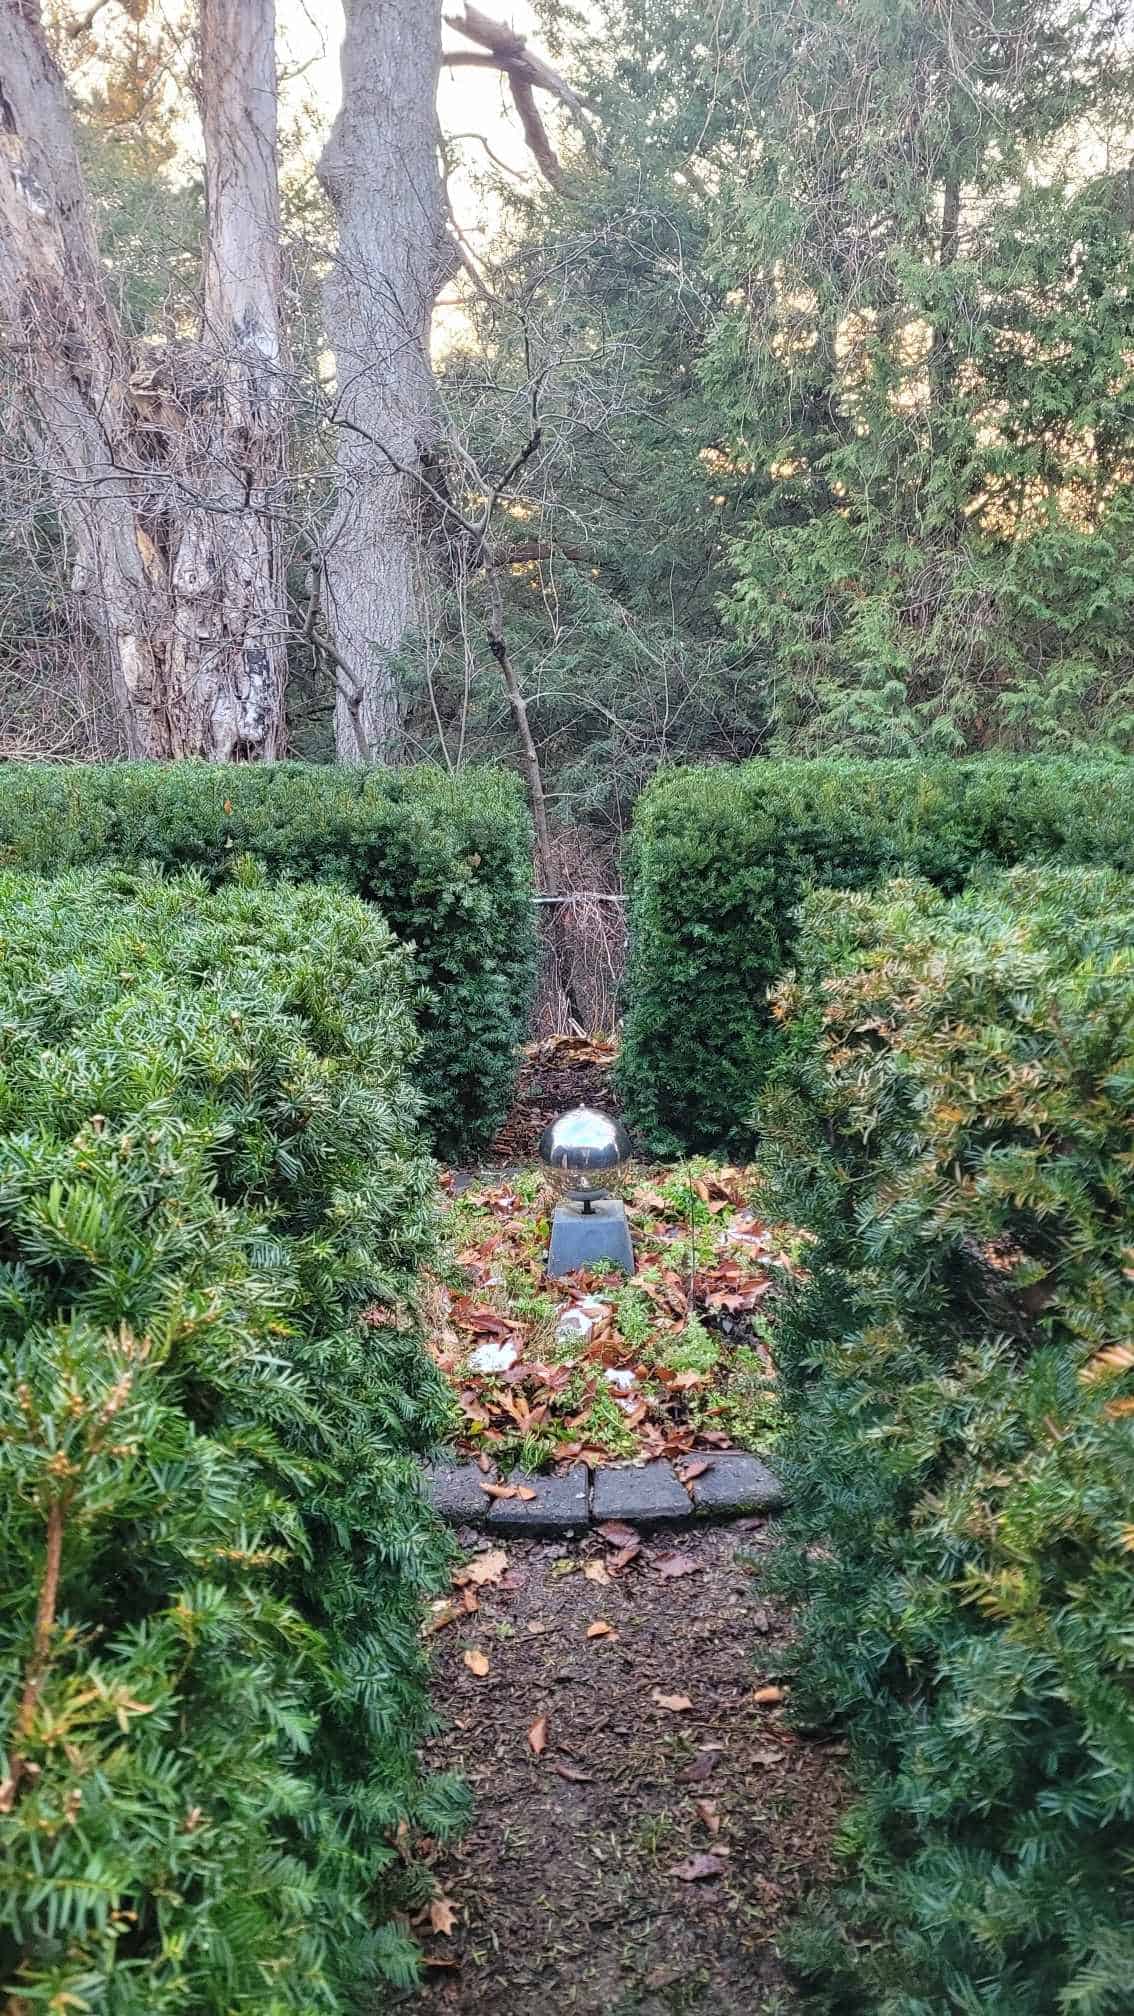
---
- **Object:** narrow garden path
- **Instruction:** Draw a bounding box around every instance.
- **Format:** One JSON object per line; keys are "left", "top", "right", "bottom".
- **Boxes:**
{"left": 406, "top": 1044, "right": 846, "bottom": 2010}
{"left": 412, "top": 1518, "right": 846, "bottom": 2014}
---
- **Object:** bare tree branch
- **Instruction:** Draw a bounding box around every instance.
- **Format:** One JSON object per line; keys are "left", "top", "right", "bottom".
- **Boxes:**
{"left": 443, "top": 4, "right": 596, "bottom": 190}
{"left": 66, "top": 0, "right": 119, "bottom": 40}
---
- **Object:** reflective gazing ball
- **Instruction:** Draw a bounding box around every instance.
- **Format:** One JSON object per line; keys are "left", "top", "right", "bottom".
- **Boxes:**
{"left": 538, "top": 1106, "right": 632, "bottom": 1198}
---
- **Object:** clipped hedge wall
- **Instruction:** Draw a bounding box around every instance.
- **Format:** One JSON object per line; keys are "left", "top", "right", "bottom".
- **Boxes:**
{"left": 0, "top": 762, "right": 535, "bottom": 1160}
{"left": 759, "top": 866, "right": 1134, "bottom": 2014}
{"left": 0, "top": 869, "right": 464, "bottom": 2013}
{"left": 618, "top": 757, "right": 1134, "bottom": 1151}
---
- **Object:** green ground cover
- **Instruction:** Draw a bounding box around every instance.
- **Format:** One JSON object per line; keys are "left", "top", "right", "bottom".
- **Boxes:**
{"left": 427, "top": 1161, "right": 795, "bottom": 1473}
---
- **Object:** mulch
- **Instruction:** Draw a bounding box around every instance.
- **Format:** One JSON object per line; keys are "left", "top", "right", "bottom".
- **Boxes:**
{"left": 487, "top": 1034, "right": 621, "bottom": 1164}
{"left": 409, "top": 1521, "right": 847, "bottom": 2015}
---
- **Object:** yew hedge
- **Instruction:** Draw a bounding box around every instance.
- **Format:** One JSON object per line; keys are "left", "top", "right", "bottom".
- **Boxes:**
{"left": 0, "top": 869, "right": 464, "bottom": 2013}
{"left": 759, "top": 866, "right": 1134, "bottom": 2014}
{"left": 0, "top": 762, "right": 535, "bottom": 1159}
{"left": 617, "top": 757, "right": 1133, "bottom": 1151}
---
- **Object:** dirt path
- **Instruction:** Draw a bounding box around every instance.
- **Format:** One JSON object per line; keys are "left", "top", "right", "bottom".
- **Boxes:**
{"left": 412, "top": 1519, "right": 846, "bottom": 2015}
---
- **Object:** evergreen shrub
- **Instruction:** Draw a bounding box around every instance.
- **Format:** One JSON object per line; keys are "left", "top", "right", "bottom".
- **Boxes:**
{"left": 759, "top": 866, "right": 1134, "bottom": 2013}
{"left": 0, "top": 762, "right": 535, "bottom": 1159}
{"left": 617, "top": 757, "right": 1133, "bottom": 1150}
{"left": 0, "top": 869, "right": 464, "bottom": 2013}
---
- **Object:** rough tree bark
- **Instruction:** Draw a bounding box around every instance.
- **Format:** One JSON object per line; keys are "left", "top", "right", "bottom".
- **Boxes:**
{"left": 0, "top": 0, "right": 286, "bottom": 757}
{"left": 317, "top": 3, "right": 589, "bottom": 764}
{"left": 183, "top": 0, "right": 288, "bottom": 755}
{"left": 317, "top": 0, "right": 445, "bottom": 762}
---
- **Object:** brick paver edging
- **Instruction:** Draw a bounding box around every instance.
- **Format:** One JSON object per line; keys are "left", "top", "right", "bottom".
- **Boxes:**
{"left": 425, "top": 1451, "right": 783, "bottom": 1535}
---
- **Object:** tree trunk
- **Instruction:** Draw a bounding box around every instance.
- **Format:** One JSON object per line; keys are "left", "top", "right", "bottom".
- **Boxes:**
{"left": 317, "top": 0, "right": 444, "bottom": 762}
{"left": 0, "top": 0, "right": 286, "bottom": 758}
{"left": 0, "top": 0, "right": 167, "bottom": 753}
{"left": 188, "top": 0, "right": 288, "bottom": 756}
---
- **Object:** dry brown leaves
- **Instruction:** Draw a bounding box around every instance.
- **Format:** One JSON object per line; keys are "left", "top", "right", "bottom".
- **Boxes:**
{"left": 434, "top": 1161, "right": 796, "bottom": 1470}
{"left": 671, "top": 1852, "right": 728, "bottom": 1882}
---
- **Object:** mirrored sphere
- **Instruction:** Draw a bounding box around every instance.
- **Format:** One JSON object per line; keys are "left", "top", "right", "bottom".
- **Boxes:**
{"left": 538, "top": 1106, "right": 632, "bottom": 1188}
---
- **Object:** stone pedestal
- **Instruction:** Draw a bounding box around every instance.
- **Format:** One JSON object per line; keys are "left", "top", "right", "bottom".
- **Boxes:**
{"left": 547, "top": 1196, "right": 634, "bottom": 1278}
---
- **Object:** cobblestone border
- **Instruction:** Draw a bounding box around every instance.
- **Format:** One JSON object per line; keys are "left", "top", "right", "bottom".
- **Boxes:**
{"left": 424, "top": 1451, "right": 784, "bottom": 1535}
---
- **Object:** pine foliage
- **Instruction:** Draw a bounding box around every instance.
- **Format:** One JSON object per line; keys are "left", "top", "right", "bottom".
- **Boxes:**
{"left": 0, "top": 870, "right": 463, "bottom": 2012}
{"left": 0, "top": 763, "right": 535, "bottom": 1160}
{"left": 709, "top": 0, "right": 1134, "bottom": 756}
{"left": 758, "top": 865, "right": 1134, "bottom": 2012}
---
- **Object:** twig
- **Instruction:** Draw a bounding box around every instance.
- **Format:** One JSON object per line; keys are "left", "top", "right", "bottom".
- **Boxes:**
{"left": 533, "top": 892, "right": 626, "bottom": 904}
{"left": 68, "top": 0, "right": 119, "bottom": 38}
{"left": 0, "top": 1497, "right": 66, "bottom": 1813}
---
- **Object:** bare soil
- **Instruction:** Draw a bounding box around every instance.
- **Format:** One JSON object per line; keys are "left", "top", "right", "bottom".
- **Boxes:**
{"left": 410, "top": 1520, "right": 846, "bottom": 2015}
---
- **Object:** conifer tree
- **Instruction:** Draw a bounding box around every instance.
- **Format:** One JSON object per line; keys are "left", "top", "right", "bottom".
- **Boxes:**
{"left": 709, "top": 0, "right": 1134, "bottom": 752}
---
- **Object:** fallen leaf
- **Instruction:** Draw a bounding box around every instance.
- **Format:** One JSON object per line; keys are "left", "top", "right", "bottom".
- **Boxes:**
{"left": 751, "top": 1746, "right": 783, "bottom": 1765}
{"left": 528, "top": 1715, "right": 549, "bottom": 1755}
{"left": 586, "top": 1621, "right": 615, "bottom": 1640}
{"left": 596, "top": 1520, "right": 638, "bottom": 1547}
{"left": 677, "top": 1459, "right": 710, "bottom": 1482}
{"left": 526, "top": 1619, "right": 549, "bottom": 1635}
{"left": 583, "top": 1559, "right": 611, "bottom": 1586}
{"left": 421, "top": 1602, "right": 459, "bottom": 1637}
{"left": 671, "top": 1853, "right": 727, "bottom": 1882}
{"left": 693, "top": 1798, "right": 721, "bottom": 1835}
{"left": 516, "top": 1486, "right": 538, "bottom": 1502}
{"left": 653, "top": 1551, "right": 700, "bottom": 1579}
{"left": 479, "top": 1481, "right": 519, "bottom": 1500}
{"left": 552, "top": 1760, "right": 593, "bottom": 1783}
{"left": 455, "top": 1548, "right": 508, "bottom": 1587}
{"left": 653, "top": 1690, "right": 693, "bottom": 1713}
{"left": 608, "top": 1538, "right": 641, "bottom": 1573}
{"left": 429, "top": 1897, "right": 457, "bottom": 1936}
{"left": 753, "top": 1685, "right": 785, "bottom": 1704}
{"left": 678, "top": 1750, "right": 718, "bottom": 1784}
{"left": 463, "top": 1649, "right": 490, "bottom": 1677}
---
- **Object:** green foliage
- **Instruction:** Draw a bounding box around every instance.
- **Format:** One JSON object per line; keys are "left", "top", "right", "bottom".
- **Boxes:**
{"left": 708, "top": 0, "right": 1134, "bottom": 756}
{"left": 0, "top": 869, "right": 464, "bottom": 2012}
{"left": 413, "top": 0, "right": 769, "bottom": 831}
{"left": 650, "top": 1314, "right": 719, "bottom": 1376}
{"left": 618, "top": 756, "right": 1134, "bottom": 1151}
{"left": 0, "top": 763, "right": 535, "bottom": 1160}
{"left": 759, "top": 866, "right": 1134, "bottom": 2012}
{"left": 416, "top": 0, "right": 1134, "bottom": 822}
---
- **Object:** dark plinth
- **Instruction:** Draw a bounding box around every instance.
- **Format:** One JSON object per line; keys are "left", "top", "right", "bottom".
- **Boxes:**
{"left": 547, "top": 1197, "right": 634, "bottom": 1279}
{"left": 690, "top": 1453, "right": 784, "bottom": 1518}
{"left": 486, "top": 1465, "right": 590, "bottom": 1537}
{"left": 591, "top": 1459, "right": 690, "bottom": 1530}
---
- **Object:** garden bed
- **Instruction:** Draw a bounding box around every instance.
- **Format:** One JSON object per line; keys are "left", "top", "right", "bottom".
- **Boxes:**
{"left": 429, "top": 1160, "right": 801, "bottom": 1472}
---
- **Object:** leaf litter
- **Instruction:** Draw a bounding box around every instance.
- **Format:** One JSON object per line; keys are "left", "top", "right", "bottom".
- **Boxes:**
{"left": 429, "top": 1160, "right": 799, "bottom": 1472}
{"left": 415, "top": 1522, "right": 847, "bottom": 2015}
